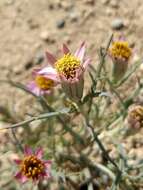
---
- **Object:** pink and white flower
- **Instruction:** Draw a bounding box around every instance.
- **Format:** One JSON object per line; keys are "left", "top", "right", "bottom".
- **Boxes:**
{"left": 44, "top": 42, "right": 91, "bottom": 101}
{"left": 14, "top": 145, "right": 52, "bottom": 183}
{"left": 27, "top": 67, "right": 59, "bottom": 96}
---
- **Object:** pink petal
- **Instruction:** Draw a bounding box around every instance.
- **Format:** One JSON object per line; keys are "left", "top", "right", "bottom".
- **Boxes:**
{"left": 44, "top": 172, "right": 51, "bottom": 179}
{"left": 62, "top": 44, "right": 70, "bottom": 54}
{"left": 38, "top": 67, "right": 60, "bottom": 82}
{"left": 44, "top": 160, "right": 52, "bottom": 166}
{"left": 44, "top": 161, "right": 52, "bottom": 176}
{"left": 14, "top": 159, "right": 22, "bottom": 165}
{"left": 45, "top": 51, "right": 57, "bottom": 66}
{"left": 44, "top": 75, "right": 60, "bottom": 83}
{"left": 38, "top": 67, "right": 56, "bottom": 75}
{"left": 74, "top": 42, "right": 86, "bottom": 61}
{"left": 27, "top": 82, "right": 41, "bottom": 96}
{"left": 27, "top": 81, "right": 36, "bottom": 91}
{"left": 83, "top": 58, "right": 91, "bottom": 69}
{"left": 24, "top": 145, "right": 33, "bottom": 156}
{"left": 15, "top": 172, "right": 28, "bottom": 183}
{"left": 35, "top": 147, "right": 43, "bottom": 159}
{"left": 32, "top": 68, "right": 41, "bottom": 77}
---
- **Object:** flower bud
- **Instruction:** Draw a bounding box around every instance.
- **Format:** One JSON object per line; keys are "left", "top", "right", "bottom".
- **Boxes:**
{"left": 109, "top": 40, "right": 132, "bottom": 82}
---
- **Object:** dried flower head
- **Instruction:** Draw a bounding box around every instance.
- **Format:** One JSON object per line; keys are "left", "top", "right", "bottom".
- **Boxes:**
{"left": 127, "top": 105, "right": 143, "bottom": 129}
{"left": 14, "top": 146, "right": 52, "bottom": 183}
{"left": 44, "top": 42, "right": 91, "bottom": 101}
{"left": 27, "top": 67, "right": 59, "bottom": 96}
{"left": 109, "top": 38, "right": 132, "bottom": 81}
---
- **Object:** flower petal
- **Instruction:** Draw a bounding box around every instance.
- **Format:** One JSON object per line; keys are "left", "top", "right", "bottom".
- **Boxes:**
{"left": 27, "top": 82, "right": 41, "bottom": 96}
{"left": 62, "top": 44, "right": 70, "bottom": 54}
{"left": 24, "top": 145, "right": 33, "bottom": 156}
{"left": 45, "top": 51, "right": 57, "bottom": 65}
{"left": 38, "top": 66, "right": 56, "bottom": 75}
{"left": 44, "top": 160, "right": 52, "bottom": 167}
{"left": 38, "top": 67, "right": 60, "bottom": 82}
{"left": 14, "top": 159, "right": 22, "bottom": 165}
{"left": 35, "top": 147, "right": 43, "bottom": 159}
{"left": 15, "top": 172, "right": 28, "bottom": 183}
{"left": 83, "top": 58, "right": 91, "bottom": 69}
{"left": 74, "top": 42, "right": 86, "bottom": 61}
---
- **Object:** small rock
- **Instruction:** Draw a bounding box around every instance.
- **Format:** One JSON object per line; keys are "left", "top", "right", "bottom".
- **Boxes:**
{"left": 110, "top": 0, "right": 119, "bottom": 8}
{"left": 106, "top": 8, "right": 113, "bottom": 16}
{"left": 48, "top": 3, "right": 54, "bottom": 10}
{"left": 40, "top": 31, "right": 55, "bottom": 43}
{"left": 25, "top": 60, "right": 33, "bottom": 70}
{"left": 84, "top": 0, "right": 95, "bottom": 5}
{"left": 27, "top": 19, "right": 39, "bottom": 29}
{"left": 56, "top": 19, "right": 65, "bottom": 29}
{"left": 102, "top": 0, "right": 109, "bottom": 4}
{"left": 57, "top": 1, "right": 73, "bottom": 11}
{"left": 34, "top": 53, "right": 44, "bottom": 65}
{"left": 40, "top": 31, "right": 50, "bottom": 41}
{"left": 5, "top": 0, "right": 14, "bottom": 5}
{"left": 69, "top": 11, "right": 79, "bottom": 22}
{"left": 111, "top": 18, "right": 124, "bottom": 30}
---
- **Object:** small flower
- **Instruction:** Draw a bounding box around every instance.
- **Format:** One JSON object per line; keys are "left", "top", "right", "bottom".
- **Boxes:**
{"left": 127, "top": 105, "right": 143, "bottom": 129}
{"left": 109, "top": 37, "right": 132, "bottom": 81}
{"left": 27, "top": 67, "right": 59, "bottom": 96}
{"left": 45, "top": 42, "right": 91, "bottom": 101}
{"left": 14, "top": 146, "right": 52, "bottom": 183}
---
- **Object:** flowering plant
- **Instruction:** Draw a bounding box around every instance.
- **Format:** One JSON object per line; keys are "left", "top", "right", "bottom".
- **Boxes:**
{"left": 1, "top": 34, "right": 143, "bottom": 190}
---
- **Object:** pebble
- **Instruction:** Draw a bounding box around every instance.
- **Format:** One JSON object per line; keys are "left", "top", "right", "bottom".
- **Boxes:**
{"left": 34, "top": 53, "right": 44, "bottom": 65}
{"left": 111, "top": 18, "right": 124, "bottom": 30}
{"left": 84, "top": 0, "right": 95, "bottom": 5}
{"left": 57, "top": 1, "right": 73, "bottom": 11}
{"left": 40, "top": 31, "right": 50, "bottom": 41}
{"left": 5, "top": 0, "right": 14, "bottom": 5}
{"left": 110, "top": 0, "right": 119, "bottom": 8}
{"left": 56, "top": 19, "right": 65, "bottom": 29}
{"left": 102, "top": 0, "right": 110, "bottom": 4}
{"left": 69, "top": 11, "right": 80, "bottom": 22}
{"left": 25, "top": 59, "right": 33, "bottom": 70}
{"left": 27, "top": 19, "right": 39, "bottom": 29}
{"left": 40, "top": 31, "right": 55, "bottom": 43}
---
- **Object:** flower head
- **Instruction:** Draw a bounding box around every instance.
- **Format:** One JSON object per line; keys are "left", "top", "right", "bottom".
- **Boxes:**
{"left": 127, "top": 105, "right": 143, "bottom": 129}
{"left": 109, "top": 37, "right": 132, "bottom": 81}
{"left": 27, "top": 67, "right": 59, "bottom": 96}
{"left": 109, "top": 41, "right": 132, "bottom": 62}
{"left": 45, "top": 43, "right": 91, "bottom": 101}
{"left": 14, "top": 146, "right": 52, "bottom": 183}
{"left": 55, "top": 53, "right": 81, "bottom": 80}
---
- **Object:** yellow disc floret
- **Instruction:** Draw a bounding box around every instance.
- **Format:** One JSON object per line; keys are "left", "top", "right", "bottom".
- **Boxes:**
{"left": 55, "top": 54, "right": 81, "bottom": 79}
{"left": 20, "top": 155, "right": 44, "bottom": 179}
{"left": 35, "top": 75, "right": 54, "bottom": 90}
{"left": 130, "top": 106, "right": 143, "bottom": 126}
{"left": 110, "top": 41, "right": 132, "bottom": 61}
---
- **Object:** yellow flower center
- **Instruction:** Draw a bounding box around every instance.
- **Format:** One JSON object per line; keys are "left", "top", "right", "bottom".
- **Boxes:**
{"left": 35, "top": 75, "right": 54, "bottom": 90}
{"left": 55, "top": 54, "right": 81, "bottom": 79}
{"left": 110, "top": 41, "right": 132, "bottom": 61}
{"left": 20, "top": 155, "right": 44, "bottom": 179}
{"left": 130, "top": 106, "right": 143, "bottom": 125}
